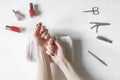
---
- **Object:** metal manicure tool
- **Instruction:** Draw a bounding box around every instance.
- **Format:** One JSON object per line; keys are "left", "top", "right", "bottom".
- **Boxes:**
{"left": 83, "top": 7, "right": 99, "bottom": 15}
{"left": 97, "top": 35, "right": 113, "bottom": 43}
{"left": 90, "top": 22, "right": 110, "bottom": 33}
{"left": 88, "top": 50, "right": 108, "bottom": 66}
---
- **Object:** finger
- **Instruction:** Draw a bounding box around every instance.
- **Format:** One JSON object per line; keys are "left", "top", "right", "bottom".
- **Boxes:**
{"left": 46, "top": 50, "right": 51, "bottom": 56}
{"left": 48, "top": 42, "right": 56, "bottom": 49}
{"left": 35, "top": 25, "right": 41, "bottom": 37}
{"left": 46, "top": 43, "right": 55, "bottom": 51}
{"left": 40, "top": 26, "right": 46, "bottom": 34}
{"left": 46, "top": 50, "right": 54, "bottom": 56}
{"left": 46, "top": 45, "right": 55, "bottom": 56}
{"left": 44, "top": 33, "right": 51, "bottom": 40}
{"left": 38, "top": 22, "right": 42, "bottom": 26}
{"left": 44, "top": 33, "right": 49, "bottom": 39}
{"left": 49, "top": 38, "right": 54, "bottom": 43}
{"left": 46, "top": 45, "right": 55, "bottom": 54}
{"left": 46, "top": 33, "right": 51, "bottom": 40}
{"left": 46, "top": 49, "right": 56, "bottom": 60}
{"left": 48, "top": 38, "right": 56, "bottom": 44}
{"left": 41, "top": 29, "right": 48, "bottom": 39}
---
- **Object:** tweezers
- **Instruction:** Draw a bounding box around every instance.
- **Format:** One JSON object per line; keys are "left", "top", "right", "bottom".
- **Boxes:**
{"left": 88, "top": 51, "right": 108, "bottom": 66}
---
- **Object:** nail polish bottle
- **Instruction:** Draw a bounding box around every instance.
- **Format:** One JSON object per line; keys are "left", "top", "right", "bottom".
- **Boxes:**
{"left": 6, "top": 25, "right": 23, "bottom": 33}
{"left": 29, "top": 3, "right": 36, "bottom": 18}
{"left": 12, "top": 10, "right": 23, "bottom": 20}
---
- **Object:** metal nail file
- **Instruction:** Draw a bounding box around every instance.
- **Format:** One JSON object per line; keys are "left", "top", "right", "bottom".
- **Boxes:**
{"left": 97, "top": 36, "right": 112, "bottom": 43}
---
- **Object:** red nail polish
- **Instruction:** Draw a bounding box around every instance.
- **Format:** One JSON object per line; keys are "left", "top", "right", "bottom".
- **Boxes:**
{"left": 53, "top": 37, "right": 56, "bottom": 40}
{"left": 29, "top": 3, "right": 36, "bottom": 18}
{"left": 50, "top": 39, "right": 56, "bottom": 46}
{"left": 6, "top": 25, "right": 23, "bottom": 33}
{"left": 39, "top": 23, "right": 42, "bottom": 25}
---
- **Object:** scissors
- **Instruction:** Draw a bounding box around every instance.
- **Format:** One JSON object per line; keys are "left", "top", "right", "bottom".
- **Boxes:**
{"left": 90, "top": 22, "right": 110, "bottom": 33}
{"left": 83, "top": 7, "right": 99, "bottom": 15}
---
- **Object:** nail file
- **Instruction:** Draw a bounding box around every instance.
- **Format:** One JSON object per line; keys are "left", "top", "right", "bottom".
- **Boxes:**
{"left": 97, "top": 35, "right": 112, "bottom": 43}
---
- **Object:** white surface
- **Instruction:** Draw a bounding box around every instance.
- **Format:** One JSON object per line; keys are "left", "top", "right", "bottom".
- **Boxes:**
{"left": 0, "top": 0, "right": 120, "bottom": 80}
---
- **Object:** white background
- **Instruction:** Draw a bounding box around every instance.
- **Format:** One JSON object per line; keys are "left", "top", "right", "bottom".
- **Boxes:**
{"left": 0, "top": 0, "right": 120, "bottom": 80}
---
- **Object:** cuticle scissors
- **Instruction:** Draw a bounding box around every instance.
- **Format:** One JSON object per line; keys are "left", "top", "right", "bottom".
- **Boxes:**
{"left": 83, "top": 7, "right": 99, "bottom": 15}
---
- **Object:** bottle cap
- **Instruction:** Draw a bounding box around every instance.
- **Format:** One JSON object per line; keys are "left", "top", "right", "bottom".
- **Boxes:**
{"left": 6, "top": 25, "right": 11, "bottom": 30}
{"left": 30, "top": 3, "right": 33, "bottom": 9}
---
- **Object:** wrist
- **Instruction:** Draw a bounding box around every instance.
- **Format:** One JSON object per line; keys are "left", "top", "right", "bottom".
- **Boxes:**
{"left": 58, "top": 58, "right": 67, "bottom": 69}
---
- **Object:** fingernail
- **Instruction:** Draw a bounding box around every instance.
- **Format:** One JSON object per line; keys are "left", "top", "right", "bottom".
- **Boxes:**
{"left": 42, "top": 26, "right": 46, "bottom": 29}
{"left": 36, "top": 24, "right": 41, "bottom": 28}
{"left": 39, "top": 23, "right": 42, "bottom": 25}
{"left": 51, "top": 53, "right": 54, "bottom": 56}
{"left": 53, "top": 37, "right": 56, "bottom": 40}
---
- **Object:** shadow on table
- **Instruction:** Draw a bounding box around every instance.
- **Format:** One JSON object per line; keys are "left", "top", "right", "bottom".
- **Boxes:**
{"left": 34, "top": 4, "right": 41, "bottom": 16}
{"left": 53, "top": 33, "right": 95, "bottom": 80}
{"left": 73, "top": 39, "right": 95, "bottom": 80}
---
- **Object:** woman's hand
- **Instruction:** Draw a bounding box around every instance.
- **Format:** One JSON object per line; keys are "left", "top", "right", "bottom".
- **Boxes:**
{"left": 46, "top": 38, "right": 81, "bottom": 80}
{"left": 35, "top": 23, "right": 53, "bottom": 80}
{"left": 46, "top": 38, "right": 65, "bottom": 66}
{"left": 35, "top": 22, "right": 51, "bottom": 48}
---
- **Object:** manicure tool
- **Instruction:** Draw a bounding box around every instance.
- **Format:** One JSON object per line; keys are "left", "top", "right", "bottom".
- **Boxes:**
{"left": 90, "top": 22, "right": 110, "bottom": 33}
{"left": 97, "top": 36, "right": 112, "bottom": 43}
{"left": 83, "top": 7, "right": 99, "bottom": 15}
{"left": 88, "top": 51, "right": 108, "bottom": 66}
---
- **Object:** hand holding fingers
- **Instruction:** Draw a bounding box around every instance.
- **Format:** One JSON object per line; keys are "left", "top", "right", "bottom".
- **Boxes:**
{"left": 46, "top": 49, "right": 54, "bottom": 56}
{"left": 46, "top": 43, "right": 55, "bottom": 53}
{"left": 46, "top": 38, "right": 56, "bottom": 56}
{"left": 45, "top": 38, "right": 66, "bottom": 65}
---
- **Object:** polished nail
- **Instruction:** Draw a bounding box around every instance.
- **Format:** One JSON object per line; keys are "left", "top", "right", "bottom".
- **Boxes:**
{"left": 51, "top": 53, "right": 54, "bottom": 56}
{"left": 50, "top": 39, "right": 54, "bottom": 44}
{"left": 39, "top": 23, "right": 42, "bottom": 25}
{"left": 36, "top": 24, "right": 38, "bottom": 26}
{"left": 53, "top": 37, "right": 56, "bottom": 40}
